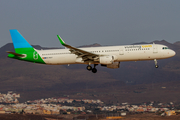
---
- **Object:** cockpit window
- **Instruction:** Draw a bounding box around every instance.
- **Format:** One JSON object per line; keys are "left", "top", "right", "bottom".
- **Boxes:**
{"left": 162, "top": 47, "right": 169, "bottom": 49}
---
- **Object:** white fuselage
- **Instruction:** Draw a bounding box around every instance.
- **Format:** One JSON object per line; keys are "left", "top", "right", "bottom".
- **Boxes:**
{"left": 36, "top": 44, "right": 175, "bottom": 65}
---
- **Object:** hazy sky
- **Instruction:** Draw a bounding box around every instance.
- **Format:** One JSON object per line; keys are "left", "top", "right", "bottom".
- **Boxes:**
{"left": 1, "top": 0, "right": 180, "bottom": 48}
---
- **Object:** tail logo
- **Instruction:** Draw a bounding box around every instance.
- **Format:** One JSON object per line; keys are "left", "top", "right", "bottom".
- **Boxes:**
{"left": 33, "top": 51, "right": 38, "bottom": 60}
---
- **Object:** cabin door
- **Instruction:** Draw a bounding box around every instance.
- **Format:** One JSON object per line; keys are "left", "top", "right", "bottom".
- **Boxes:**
{"left": 119, "top": 46, "right": 124, "bottom": 55}
{"left": 153, "top": 44, "right": 158, "bottom": 53}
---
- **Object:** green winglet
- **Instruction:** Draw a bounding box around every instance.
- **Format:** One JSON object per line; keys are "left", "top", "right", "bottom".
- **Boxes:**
{"left": 57, "top": 35, "right": 66, "bottom": 46}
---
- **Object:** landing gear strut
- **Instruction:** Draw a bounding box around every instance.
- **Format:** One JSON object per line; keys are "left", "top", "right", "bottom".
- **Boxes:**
{"left": 154, "top": 59, "right": 159, "bottom": 68}
{"left": 86, "top": 64, "right": 98, "bottom": 73}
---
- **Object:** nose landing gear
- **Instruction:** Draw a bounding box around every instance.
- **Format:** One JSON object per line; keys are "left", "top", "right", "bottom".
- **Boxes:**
{"left": 154, "top": 59, "right": 159, "bottom": 68}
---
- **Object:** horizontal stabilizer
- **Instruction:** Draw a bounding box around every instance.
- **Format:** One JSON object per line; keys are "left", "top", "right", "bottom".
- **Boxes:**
{"left": 6, "top": 51, "right": 25, "bottom": 57}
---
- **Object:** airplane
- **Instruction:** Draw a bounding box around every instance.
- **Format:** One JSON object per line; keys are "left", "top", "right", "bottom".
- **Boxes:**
{"left": 7, "top": 29, "right": 176, "bottom": 73}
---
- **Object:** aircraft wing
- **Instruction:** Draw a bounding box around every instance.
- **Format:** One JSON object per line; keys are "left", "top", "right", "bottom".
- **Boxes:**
{"left": 57, "top": 35, "right": 99, "bottom": 62}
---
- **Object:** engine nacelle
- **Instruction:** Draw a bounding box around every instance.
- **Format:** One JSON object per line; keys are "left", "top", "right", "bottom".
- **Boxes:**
{"left": 112, "top": 55, "right": 118, "bottom": 61}
{"left": 101, "top": 62, "right": 120, "bottom": 69}
{"left": 99, "top": 56, "right": 114, "bottom": 64}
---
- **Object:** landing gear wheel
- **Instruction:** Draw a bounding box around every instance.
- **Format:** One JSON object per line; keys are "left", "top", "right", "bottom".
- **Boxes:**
{"left": 155, "top": 65, "right": 159, "bottom": 68}
{"left": 86, "top": 65, "right": 92, "bottom": 71}
{"left": 92, "top": 68, "right": 97, "bottom": 73}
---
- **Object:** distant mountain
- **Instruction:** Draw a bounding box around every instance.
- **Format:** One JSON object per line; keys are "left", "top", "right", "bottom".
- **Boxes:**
{"left": 174, "top": 41, "right": 180, "bottom": 46}
{"left": 132, "top": 42, "right": 149, "bottom": 45}
{"left": 0, "top": 43, "right": 14, "bottom": 58}
{"left": 78, "top": 43, "right": 101, "bottom": 48}
{"left": 0, "top": 40, "right": 180, "bottom": 103}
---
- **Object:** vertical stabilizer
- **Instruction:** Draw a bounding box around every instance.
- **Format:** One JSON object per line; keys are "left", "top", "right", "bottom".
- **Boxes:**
{"left": 8, "top": 29, "right": 45, "bottom": 64}
{"left": 9, "top": 29, "right": 33, "bottom": 53}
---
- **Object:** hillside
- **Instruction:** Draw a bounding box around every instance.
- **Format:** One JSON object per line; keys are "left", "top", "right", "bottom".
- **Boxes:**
{"left": 0, "top": 40, "right": 180, "bottom": 103}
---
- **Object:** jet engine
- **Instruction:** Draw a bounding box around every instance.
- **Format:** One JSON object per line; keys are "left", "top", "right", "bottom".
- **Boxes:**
{"left": 99, "top": 56, "right": 114, "bottom": 64}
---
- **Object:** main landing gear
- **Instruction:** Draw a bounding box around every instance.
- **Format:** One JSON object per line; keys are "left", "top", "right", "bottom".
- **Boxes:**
{"left": 86, "top": 64, "right": 98, "bottom": 73}
{"left": 154, "top": 59, "right": 159, "bottom": 68}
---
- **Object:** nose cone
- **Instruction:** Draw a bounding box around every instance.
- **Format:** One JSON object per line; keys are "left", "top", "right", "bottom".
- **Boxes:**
{"left": 171, "top": 50, "right": 176, "bottom": 57}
